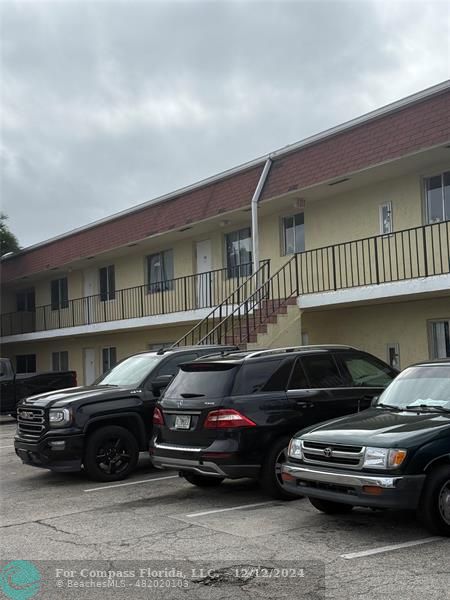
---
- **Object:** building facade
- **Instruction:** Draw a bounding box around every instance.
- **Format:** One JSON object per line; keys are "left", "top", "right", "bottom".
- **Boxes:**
{"left": 1, "top": 82, "right": 449, "bottom": 383}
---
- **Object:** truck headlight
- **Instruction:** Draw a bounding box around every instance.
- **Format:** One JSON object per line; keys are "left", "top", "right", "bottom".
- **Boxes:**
{"left": 49, "top": 408, "right": 71, "bottom": 427}
{"left": 288, "top": 438, "right": 303, "bottom": 459}
{"left": 363, "top": 447, "right": 407, "bottom": 469}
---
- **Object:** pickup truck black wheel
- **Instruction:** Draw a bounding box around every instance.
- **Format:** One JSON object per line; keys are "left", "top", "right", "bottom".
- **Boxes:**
{"left": 309, "top": 497, "right": 354, "bottom": 514}
{"left": 260, "top": 437, "right": 301, "bottom": 501}
{"left": 84, "top": 425, "right": 139, "bottom": 482}
{"left": 418, "top": 465, "right": 450, "bottom": 536}
{"left": 181, "top": 472, "right": 224, "bottom": 487}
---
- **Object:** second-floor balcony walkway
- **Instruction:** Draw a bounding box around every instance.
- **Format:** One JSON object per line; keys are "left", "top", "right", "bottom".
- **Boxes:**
{"left": 2, "top": 220, "right": 449, "bottom": 338}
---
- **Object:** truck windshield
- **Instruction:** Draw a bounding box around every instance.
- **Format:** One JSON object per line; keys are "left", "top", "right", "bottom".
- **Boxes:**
{"left": 96, "top": 355, "right": 162, "bottom": 387}
{"left": 377, "top": 365, "right": 450, "bottom": 411}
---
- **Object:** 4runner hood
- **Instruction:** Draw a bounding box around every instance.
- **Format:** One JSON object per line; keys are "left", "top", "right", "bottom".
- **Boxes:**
{"left": 299, "top": 408, "right": 450, "bottom": 448}
{"left": 20, "top": 385, "right": 140, "bottom": 408}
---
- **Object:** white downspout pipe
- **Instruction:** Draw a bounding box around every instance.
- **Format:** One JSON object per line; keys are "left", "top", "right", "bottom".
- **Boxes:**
{"left": 251, "top": 157, "right": 273, "bottom": 276}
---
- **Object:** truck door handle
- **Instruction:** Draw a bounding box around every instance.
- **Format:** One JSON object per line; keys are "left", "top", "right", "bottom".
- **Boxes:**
{"left": 295, "top": 401, "right": 314, "bottom": 408}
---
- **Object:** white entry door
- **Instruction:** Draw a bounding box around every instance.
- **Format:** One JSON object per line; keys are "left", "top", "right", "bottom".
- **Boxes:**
{"left": 83, "top": 269, "right": 97, "bottom": 324}
{"left": 196, "top": 240, "right": 212, "bottom": 308}
{"left": 84, "top": 348, "right": 96, "bottom": 385}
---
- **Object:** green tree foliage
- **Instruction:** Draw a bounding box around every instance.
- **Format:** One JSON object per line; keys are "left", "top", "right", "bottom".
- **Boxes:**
{"left": 0, "top": 213, "right": 20, "bottom": 256}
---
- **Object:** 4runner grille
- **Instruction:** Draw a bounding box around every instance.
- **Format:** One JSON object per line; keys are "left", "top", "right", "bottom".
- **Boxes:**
{"left": 17, "top": 407, "right": 46, "bottom": 440}
{"left": 302, "top": 440, "right": 364, "bottom": 469}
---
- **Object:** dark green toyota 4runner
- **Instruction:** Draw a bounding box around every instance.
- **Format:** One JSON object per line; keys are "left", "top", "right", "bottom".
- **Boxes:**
{"left": 282, "top": 359, "right": 450, "bottom": 536}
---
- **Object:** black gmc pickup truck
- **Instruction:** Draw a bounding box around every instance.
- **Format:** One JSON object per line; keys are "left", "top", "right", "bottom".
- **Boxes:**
{"left": 14, "top": 345, "right": 235, "bottom": 481}
{"left": 282, "top": 359, "right": 450, "bottom": 536}
{"left": 0, "top": 358, "right": 77, "bottom": 417}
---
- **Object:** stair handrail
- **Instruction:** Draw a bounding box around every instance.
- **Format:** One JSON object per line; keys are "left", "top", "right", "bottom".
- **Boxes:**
{"left": 196, "top": 254, "right": 298, "bottom": 346}
{"left": 172, "top": 259, "right": 270, "bottom": 347}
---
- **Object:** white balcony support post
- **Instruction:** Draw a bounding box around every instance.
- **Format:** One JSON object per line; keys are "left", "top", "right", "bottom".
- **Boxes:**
{"left": 251, "top": 157, "right": 273, "bottom": 284}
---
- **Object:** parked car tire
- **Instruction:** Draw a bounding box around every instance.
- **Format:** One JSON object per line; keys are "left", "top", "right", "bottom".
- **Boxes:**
{"left": 309, "top": 497, "right": 354, "bottom": 514}
{"left": 418, "top": 465, "right": 450, "bottom": 536}
{"left": 84, "top": 425, "right": 139, "bottom": 482}
{"left": 260, "top": 437, "right": 301, "bottom": 500}
{"left": 181, "top": 472, "right": 224, "bottom": 487}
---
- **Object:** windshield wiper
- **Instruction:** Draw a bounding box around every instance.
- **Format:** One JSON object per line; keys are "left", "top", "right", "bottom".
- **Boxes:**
{"left": 180, "top": 393, "right": 205, "bottom": 398}
{"left": 376, "top": 403, "right": 401, "bottom": 411}
{"left": 405, "top": 404, "right": 450, "bottom": 414}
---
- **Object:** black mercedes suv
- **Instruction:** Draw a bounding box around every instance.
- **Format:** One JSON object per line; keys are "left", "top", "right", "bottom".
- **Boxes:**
{"left": 150, "top": 346, "right": 397, "bottom": 499}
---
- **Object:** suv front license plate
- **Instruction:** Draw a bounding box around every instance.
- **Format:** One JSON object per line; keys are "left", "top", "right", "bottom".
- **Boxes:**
{"left": 174, "top": 415, "right": 191, "bottom": 429}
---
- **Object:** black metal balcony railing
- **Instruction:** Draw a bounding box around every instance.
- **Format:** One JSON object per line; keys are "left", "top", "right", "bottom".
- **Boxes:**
{"left": 1, "top": 220, "right": 449, "bottom": 338}
{"left": 175, "top": 219, "right": 450, "bottom": 347}
{"left": 0, "top": 262, "right": 260, "bottom": 337}
{"left": 295, "top": 219, "right": 449, "bottom": 294}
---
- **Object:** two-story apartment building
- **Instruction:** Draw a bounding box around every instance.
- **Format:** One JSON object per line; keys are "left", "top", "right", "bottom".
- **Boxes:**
{"left": 1, "top": 81, "right": 449, "bottom": 383}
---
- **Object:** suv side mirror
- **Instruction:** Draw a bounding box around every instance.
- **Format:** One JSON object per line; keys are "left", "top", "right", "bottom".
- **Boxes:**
{"left": 370, "top": 395, "right": 380, "bottom": 407}
{"left": 149, "top": 374, "right": 174, "bottom": 396}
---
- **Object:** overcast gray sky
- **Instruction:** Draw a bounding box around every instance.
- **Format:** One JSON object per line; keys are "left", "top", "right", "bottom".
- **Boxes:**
{"left": 1, "top": 0, "right": 449, "bottom": 248}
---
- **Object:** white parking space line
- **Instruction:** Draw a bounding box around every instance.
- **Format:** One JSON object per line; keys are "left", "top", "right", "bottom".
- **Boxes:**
{"left": 341, "top": 537, "right": 443, "bottom": 559}
{"left": 0, "top": 445, "right": 13, "bottom": 449}
{"left": 185, "top": 501, "right": 275, "bottom": 518}
{"left": 84, "top": 475, "right": 178, "bottom": 492}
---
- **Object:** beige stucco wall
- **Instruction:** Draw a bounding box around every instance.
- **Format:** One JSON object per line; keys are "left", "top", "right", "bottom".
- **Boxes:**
{"left": 3, "top": 323, "right": 193, "bottom": 384}
{"left": 303, "top": 172, "right": 425, "bottom": 250}
{"left": 2, "top": 163, "right": 443, "bottom": 313}
{"left": 302, "top": 295, "right": 450, "bottom": 369}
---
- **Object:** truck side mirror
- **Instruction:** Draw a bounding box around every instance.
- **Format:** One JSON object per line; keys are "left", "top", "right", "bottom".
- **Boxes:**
{"left": 370, "top": 395, "right": 380, "bottom": 407}
{"left": 149, "top": 374, "right": 173, "bottom": 396}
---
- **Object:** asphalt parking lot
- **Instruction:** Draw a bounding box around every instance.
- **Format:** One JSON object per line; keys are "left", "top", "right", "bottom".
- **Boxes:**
{"left": 1, "top": 417, "right": 449, "bottom": 600}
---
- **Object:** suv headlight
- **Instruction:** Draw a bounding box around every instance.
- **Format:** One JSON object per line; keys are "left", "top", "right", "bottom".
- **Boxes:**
{"left": 288, "top": 438, "right": 303, "bottom": 459}
{"left": 363, "top": 447, "right": 407, "bottom": 469}
{"left": 49, "top": 408, "right": 72, "bottom": 427}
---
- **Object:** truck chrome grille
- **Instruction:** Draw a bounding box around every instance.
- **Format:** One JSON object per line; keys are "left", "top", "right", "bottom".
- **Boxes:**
{"left": 17, "top": 407, "right": 46, "bottom": 440}
{"left": 302, "top": 440, "right": 365, "bottom": 469}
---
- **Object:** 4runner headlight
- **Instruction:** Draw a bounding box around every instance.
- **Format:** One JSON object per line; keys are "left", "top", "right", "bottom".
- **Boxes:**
{"left": 363, "top": 447, "right": 407, "bottom": 469}
{"left": 288, "top": 438, "right": 303, "bottom": 459}
{"left": 49, "top": 408, "right": 71, "bottom": 427}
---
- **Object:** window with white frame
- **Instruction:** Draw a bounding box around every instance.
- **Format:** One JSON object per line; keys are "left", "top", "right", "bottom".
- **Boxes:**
{"left": 16, "top": 354, "right": 36, "bottom": 374}
{"left": 424, "top": 171, "right": 450, "bottom": 224}
{"left": 102, "top": 347, "right": 117, "bottom": 373}
{"left": 99, "top": 265, "right": 115, "bottom": 301}
{"left": 225, "top": 228, "right": 252, "bottom": 277}
{"left": 379, "top": 202, "right": 393, "bottom": 235}
{"left": 51, "top": 277, "right": 68, "bottom": 310}
{"left": 16, "top": 289, "right": 35, "bottom": 312}
{"left": 386, "top": 343, "right": 400, "bottom": 370}
{"left": 147, "top": 250, "right": 174, "bottom": 292}
{"left": 282, "top": 213, "right": 305, "bottom": 254}
{"left": 52, "top": 351, "right": 69, "bottom": 371}
{"left": 429, "top": 320, "right": 450, "bottom": 359}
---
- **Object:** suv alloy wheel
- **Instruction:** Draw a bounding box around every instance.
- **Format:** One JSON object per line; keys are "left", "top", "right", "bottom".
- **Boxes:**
{"left": 260, "top": 437, "right": 300, "bottom": 501}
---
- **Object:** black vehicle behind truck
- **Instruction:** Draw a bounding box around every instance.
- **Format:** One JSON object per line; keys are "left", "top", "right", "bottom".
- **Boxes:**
{"left": 282, "top": 359, "right": 450, "bottom": 536}
{"left": 0, "top": 358, "right": 77, "bottom": 417}
{"left": 14, "top": 345, "right": 235, "bottom": 481}
{"left": 150, "top": 346, "right": 397, "bottom": 499}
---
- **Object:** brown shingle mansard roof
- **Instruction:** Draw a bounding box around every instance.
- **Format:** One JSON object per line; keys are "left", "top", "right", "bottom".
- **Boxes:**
{"left": 3, "top": 81, "right": 450, "bottom": 283}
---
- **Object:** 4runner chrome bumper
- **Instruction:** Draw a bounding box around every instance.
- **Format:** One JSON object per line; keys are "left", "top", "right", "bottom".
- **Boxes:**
{"left": 282, "top": 463, "right": 426, "bottom": 510}
{"left": 282, "top": 464, "right": 404, "bottom": 488}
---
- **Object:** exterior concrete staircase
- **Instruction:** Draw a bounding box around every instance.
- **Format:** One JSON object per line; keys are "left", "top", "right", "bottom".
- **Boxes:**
{"left": 174, "top": 256, "right": 300, "bottom": 350}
